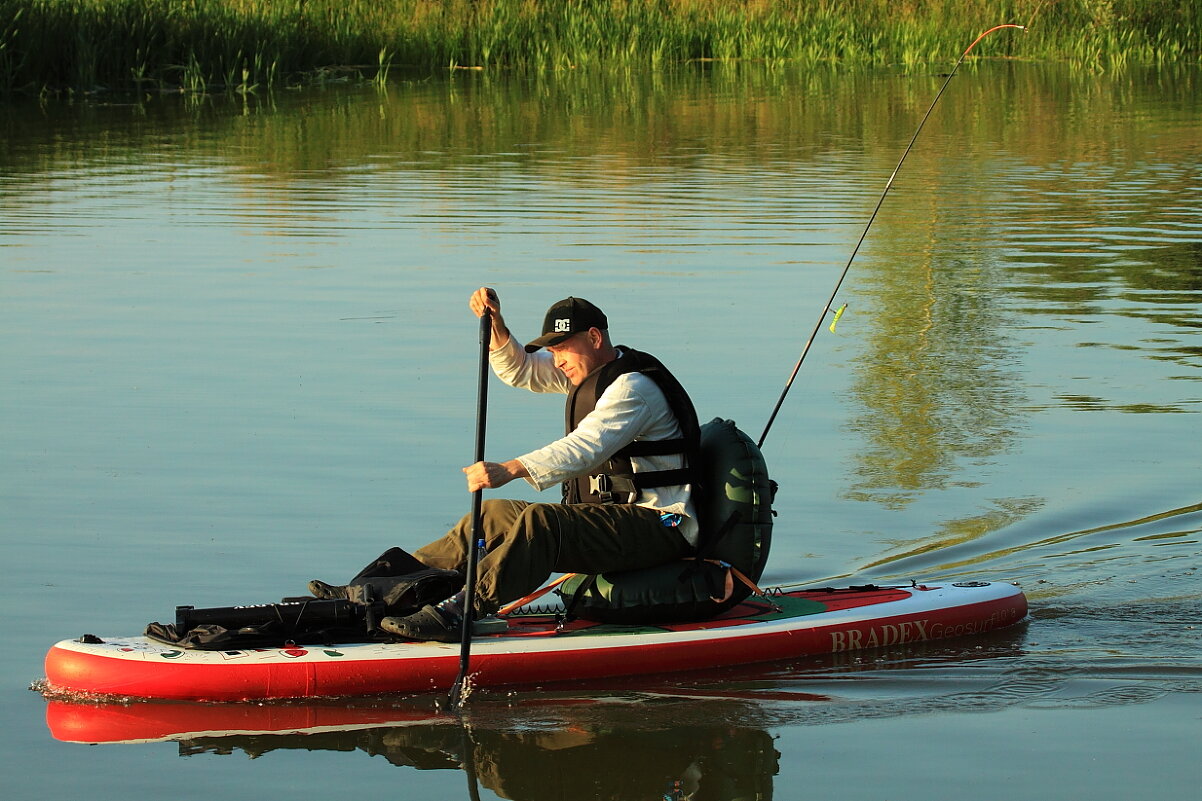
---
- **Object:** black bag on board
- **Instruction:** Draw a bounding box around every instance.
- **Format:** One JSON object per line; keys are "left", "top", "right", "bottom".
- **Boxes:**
{"left": 145, "top": 548, "right": 462, "bottom": 650}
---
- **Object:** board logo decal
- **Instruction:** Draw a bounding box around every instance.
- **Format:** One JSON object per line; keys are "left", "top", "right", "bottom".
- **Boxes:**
{"left": 829, "top": 607, "right": 1021, "bottom": 652}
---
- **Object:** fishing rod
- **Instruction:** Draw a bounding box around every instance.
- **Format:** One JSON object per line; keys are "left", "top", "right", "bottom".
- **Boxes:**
{"left": 757, "top": 23, "right": 1026, "bottom": 450}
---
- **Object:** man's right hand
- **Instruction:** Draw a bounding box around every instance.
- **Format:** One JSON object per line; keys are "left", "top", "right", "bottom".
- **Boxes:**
{"left": 463, "top": 459, "right": 529, "bottom": 492}
{"left": 469, "top": 287, "right": 510, "bottom": 348}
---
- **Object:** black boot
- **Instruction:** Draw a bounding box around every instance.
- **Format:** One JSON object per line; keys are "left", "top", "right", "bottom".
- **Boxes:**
{"left": 307, "top": 579, "right": 349, "bottom": 600}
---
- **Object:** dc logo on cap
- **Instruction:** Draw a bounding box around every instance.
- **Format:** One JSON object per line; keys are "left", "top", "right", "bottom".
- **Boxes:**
{"left": 553, "top": 318, "right": 571, "bottom": 333}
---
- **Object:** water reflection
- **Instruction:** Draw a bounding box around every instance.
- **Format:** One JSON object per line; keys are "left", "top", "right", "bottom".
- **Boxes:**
{"left": 194, "top": 722, "right": 778, "bottom": 800}
{"left": 845, "top": 218, "right": 1023, "bottom": 508}
{"left": 47, "top": 696, "right": 781, "bottom": 800}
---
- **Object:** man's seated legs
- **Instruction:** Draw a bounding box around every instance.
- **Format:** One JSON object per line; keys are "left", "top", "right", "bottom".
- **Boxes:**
{"left": 382, "top": 499, "right": 693, "bottom": 641}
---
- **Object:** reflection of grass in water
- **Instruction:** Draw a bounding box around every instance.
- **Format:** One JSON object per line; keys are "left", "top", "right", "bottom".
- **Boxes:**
{"left": 844, "top": 225, "right": 1025, "bottom": 509}
{"left": 2, "top": 0, "right": 1196, "bottom": 94}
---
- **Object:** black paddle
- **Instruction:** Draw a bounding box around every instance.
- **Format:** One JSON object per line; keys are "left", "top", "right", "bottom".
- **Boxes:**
{"left": 447, "top": 308, "right": 492, "bottom": 709}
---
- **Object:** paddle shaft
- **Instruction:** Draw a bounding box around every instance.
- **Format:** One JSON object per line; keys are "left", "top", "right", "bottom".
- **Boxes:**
{"left": 757, "top": 24, "right": 1025, "bottom": 450}
{"left": 448, "top": 309, "right": 492, "bottom": 708}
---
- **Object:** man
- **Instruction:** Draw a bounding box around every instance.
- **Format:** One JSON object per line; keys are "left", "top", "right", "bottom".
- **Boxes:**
{"left": 315, "top": 288, "right": 700, "bottom": 642}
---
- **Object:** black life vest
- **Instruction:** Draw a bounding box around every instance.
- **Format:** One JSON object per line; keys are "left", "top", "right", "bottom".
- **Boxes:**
{"left": 562, "top": 347, "right": 700, "bottom": 505}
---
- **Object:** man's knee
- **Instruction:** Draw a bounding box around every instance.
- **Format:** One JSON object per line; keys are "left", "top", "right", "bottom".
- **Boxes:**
{"left": 512, "top": 502, "right": 562, "bottom": 536}
{"left": 478, "top": 498, "right": 531, "bottom": 534}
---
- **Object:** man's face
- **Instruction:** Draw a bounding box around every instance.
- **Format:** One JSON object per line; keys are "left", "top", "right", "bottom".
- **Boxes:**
{"left": 546, "top": 329, "right": 606, "bottom": 385}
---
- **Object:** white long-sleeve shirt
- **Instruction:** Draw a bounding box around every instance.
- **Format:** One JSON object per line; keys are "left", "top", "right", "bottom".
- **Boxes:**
{"left": 490, "top": 336, "right": 699, "bottom": 546}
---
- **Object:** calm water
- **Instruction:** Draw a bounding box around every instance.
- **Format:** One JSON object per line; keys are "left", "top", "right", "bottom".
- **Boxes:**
{"left": 3, "top": 62, "right": 1200, "bottom": 799}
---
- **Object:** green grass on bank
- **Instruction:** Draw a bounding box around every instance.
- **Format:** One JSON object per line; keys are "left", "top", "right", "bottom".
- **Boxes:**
{"left": 1, "top": 0, "right": 1197, "bottom": 95}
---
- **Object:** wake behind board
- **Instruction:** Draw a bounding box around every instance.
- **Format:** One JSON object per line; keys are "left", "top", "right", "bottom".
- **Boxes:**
{"left": 43, "top": 581, "right": 1026, "bottom": 702}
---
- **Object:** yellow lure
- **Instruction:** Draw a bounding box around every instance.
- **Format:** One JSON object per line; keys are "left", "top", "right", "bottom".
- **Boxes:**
{"left": 829, "top": 303, "right": 848, "bottom": 333}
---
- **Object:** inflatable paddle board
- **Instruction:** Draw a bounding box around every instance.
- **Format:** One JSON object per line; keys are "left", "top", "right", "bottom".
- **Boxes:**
{"left": 43, "top": 581, "right": 1026, "bottom": 702}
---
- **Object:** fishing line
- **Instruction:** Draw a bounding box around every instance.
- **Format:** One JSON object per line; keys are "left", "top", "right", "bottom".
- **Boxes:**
{"left": 757, "top": 23, "right": 1026, "bottom": 449}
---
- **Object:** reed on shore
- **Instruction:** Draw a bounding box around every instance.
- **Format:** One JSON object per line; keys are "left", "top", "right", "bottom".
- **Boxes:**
{"left": 1, "top": 0, "right": 1196, "bottom": 95}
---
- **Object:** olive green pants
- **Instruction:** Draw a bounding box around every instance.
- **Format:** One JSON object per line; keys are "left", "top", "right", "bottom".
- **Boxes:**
{"left": 414, "top": 499, "right": 691, "bottom": 615}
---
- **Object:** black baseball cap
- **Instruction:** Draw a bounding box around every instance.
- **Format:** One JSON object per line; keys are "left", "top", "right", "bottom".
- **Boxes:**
{"left": 524, "top": 297, "right": 609, "bottom": 353}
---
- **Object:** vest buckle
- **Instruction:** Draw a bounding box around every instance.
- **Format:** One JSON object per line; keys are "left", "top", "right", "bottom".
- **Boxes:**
{"left": 589, "top": 474, "right": 615, "bottom": 504}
